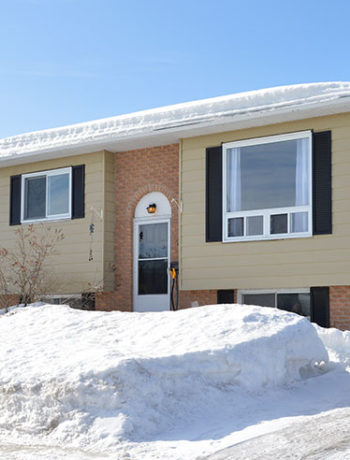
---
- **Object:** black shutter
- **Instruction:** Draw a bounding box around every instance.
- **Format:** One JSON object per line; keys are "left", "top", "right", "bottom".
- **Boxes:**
{"left": 72, "top": 165, "right": 85, "bottom": 219}
{"left": 206, "top": 146, "right": 222, "bottom": 242}
{"left": 10, "top": 175, "right": 21, "bottom": 225}
{"left": 313, "top": 131, "right": 332, "bottom": 235}
{"left": 217, "top": 289, "right": 234, "bottom": 304}
{"left": 310, "top": 286, "right": 329, "bottom": 328}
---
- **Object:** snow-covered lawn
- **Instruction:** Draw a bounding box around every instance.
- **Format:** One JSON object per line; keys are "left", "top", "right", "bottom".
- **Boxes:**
{"left": 0, "top": 303, "right": 349, "bottom": 459}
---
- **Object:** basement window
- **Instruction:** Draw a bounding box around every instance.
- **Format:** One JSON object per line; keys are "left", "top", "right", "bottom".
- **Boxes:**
{"left": 238, "top": 289, "right": 311, "bottom": 319}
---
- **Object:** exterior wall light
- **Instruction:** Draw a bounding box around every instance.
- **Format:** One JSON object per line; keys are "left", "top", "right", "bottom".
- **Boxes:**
{"left": 147, "top": 203, "right": 157, "bottom": 214}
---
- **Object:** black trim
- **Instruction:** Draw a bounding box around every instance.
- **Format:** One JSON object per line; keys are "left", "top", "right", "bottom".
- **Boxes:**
{"left": 72, "top": 165, "right": 85, "bottom": 219}
{"left": 217, "top": 289, "right": 234, "bottom": 304}
{"left": 206, "top": 146, "right": 222, "bottom": 242}
{"left": 310, "top": 286, "right": 329, "bottom": 328}
{"left": 10, "top": 175, "right": 21, "bottom": 226}
{"left": 313, "top": 131, "right": 332, "bottom": 235}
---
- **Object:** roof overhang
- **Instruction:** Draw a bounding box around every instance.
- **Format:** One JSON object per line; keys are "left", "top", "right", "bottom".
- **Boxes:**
{"left": 1, "top": 82, "right": 350, "bottom": 167}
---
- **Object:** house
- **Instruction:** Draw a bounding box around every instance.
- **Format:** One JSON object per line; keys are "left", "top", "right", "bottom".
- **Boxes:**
{"left": 1, "top": 82, "right": 350, "bottom": 330}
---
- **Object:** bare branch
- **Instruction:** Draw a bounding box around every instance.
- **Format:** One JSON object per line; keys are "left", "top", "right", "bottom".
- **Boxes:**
{"left": 0, "top": 224, "right": 64, "bottom": 309}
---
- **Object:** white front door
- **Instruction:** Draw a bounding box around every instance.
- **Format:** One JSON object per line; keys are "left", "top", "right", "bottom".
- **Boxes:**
{"left": 133, "top": 219, "right": 170, "bottom": 312}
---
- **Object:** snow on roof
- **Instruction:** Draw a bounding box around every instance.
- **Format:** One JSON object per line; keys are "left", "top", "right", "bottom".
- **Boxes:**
{"left": 1, "top": 82, "right": 350, "bottom": 165}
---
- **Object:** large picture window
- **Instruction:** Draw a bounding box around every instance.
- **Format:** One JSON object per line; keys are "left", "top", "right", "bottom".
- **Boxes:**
{"left": 223, "top": 131, "right": 312, "bottom": 242}
{"left": 21, "top": 167, "right": 72, "bottom": 222}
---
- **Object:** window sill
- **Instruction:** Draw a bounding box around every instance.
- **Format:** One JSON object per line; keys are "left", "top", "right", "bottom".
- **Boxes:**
{"left": 222, "top": 232, "right": 313, "bottom": 243}
{"left": 21, "top": 215, "right": 72, "bottom": 224}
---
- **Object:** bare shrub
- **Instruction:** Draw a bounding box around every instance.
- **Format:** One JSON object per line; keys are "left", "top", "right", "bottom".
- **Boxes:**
{"left": 0, "top": 224, "right": 64, "bottom": 312}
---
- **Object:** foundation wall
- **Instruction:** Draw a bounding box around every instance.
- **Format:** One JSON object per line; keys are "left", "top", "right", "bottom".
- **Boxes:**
{"left": 329, "top": 286, "right": 350, "bottom": 330}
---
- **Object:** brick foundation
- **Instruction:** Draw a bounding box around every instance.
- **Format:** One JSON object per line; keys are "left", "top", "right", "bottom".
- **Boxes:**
{"left": 0, "top": 294, "right": 20, "bottom": 309}
{"left": 95, "top": 291, "right": 131, "bottom": 312}
{"left": 329, "top": 286, "right": 350, "bottom": 330}
{"left": 178, "top": 290, "right": 218, "bottom": 309}
{"left": 96, "top": 288, "right": 234, "bottom": 311}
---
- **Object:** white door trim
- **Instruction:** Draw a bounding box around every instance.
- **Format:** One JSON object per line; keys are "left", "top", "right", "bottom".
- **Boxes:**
{"left": 133, "top": 217, "right": 171, "bottom": 312}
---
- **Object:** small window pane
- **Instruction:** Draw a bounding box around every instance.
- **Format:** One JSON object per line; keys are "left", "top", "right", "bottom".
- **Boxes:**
{"left": 139, "top": 223, "right": 168, "bottom": 259}
{"left": 138, "top": 260, "right": 168, "bottom": 295}
{"left": 228, "top": 217, "right": 244, "bottom": 237}
{"left": 242, "top": 294, "right": 275, "bottom": 308}
{"left": 24, "top": 176, "right": 46, "bottom": 219}
{"left": 277, "top": 293, "right": 311, "bottom": 318}
{"left": 270, "top": 214, "right": 288, "bottom": 234}
{"left": 291, "top": 212, "right": 308, "bottom": 233}
{"left": 247, "top": 215, "right": 263, "bottom": 236}
{"left": 48, "top": 173, "right": 70, "bottom": 216}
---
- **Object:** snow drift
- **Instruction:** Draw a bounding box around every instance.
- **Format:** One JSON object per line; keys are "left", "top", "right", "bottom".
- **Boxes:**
{"left": 0, "top": 304, "right": 328, "bottom": 450}
{"left": 317, "top": 325, "right": 350, "bottom": 369}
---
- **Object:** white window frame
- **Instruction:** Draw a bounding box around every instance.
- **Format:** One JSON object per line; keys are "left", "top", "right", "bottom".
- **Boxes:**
{"left": 222, "top": 131, "right": 313, "bottom": 243}
{"left": 238, "top": 288, "right": 311, "bottom": 319}
{"left": 238, "top": 288, "right": 310, "bottom": 306}
{"left": 21, "top": 167, "right": 72, "bottom": 223}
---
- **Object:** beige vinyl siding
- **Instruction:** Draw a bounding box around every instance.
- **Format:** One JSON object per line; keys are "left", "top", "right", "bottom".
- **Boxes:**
{"left": 180, "top": 112, "right": 350, "bottom": 291}
{"left": 103, "top": 151, "right": 116, "bottom": 291}
{"left": 0, "top": 151, "right": 114, "bottom": 295}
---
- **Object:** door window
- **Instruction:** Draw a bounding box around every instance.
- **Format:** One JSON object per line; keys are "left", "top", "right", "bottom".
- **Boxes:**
{"left": 138, "top": 222, "right": 168, "bottom": 296}
{"left": 139, "top": 223, "right": 168, "bottom": 258}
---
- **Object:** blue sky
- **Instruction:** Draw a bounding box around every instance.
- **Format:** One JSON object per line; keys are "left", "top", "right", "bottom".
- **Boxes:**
{"left": 1, "top": 0, "right": 349, "bottom": 138}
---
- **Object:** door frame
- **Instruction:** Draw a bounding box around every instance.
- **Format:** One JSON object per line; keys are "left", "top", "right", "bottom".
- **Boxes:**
{"left": 133, "top": 216, "right": 171, "bottom": 312}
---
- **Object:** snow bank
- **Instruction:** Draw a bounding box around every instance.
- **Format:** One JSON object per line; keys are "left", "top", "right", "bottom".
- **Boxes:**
{"left": 0, "top": 304, "right": 328, "bottom": 450}
{"left": 0, "top": 301, "right": 45, "bottom": 316}
{"left": 316, "top": 325, "right": 350, "bottom": 369}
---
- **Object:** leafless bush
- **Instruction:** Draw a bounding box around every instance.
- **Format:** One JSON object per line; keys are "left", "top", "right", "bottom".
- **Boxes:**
{"left": 0, "top": 224, "right": 64, "bottom": 312}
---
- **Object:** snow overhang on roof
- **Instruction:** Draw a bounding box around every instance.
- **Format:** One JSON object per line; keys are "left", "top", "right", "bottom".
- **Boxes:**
{"left": 1, "top": 82, "right": 350, "bottom": 166}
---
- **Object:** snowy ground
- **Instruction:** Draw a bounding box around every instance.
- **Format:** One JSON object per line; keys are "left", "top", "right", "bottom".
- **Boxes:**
{"left": 0, "top": 303, "right": 349, "bottom": 459}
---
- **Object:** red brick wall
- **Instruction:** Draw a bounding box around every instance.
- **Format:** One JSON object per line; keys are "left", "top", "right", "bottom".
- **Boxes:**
{"left": 95, "top": 291, "right": 129, "bottom": 312}
{"left": 0, "top": 294, "right": 20, "bottom": 309}
{"left": 179, "top": 290, "right": 218, "bottom": 309}
{"left": 329, "top": 286, "right": 350, "bottom": 330}
{"left": 177, "top": 289, "right": 237, "bottom": 309}
{"left": 96, "top": 144, "right": 179, "bottom": 311}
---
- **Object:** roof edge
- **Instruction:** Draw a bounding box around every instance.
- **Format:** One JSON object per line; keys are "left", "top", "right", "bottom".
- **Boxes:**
{"left": 1, "top": 82, "right": 350, "bottom": 165}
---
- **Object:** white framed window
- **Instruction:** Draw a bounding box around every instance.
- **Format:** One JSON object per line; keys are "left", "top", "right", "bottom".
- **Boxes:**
{"left": 223, "top": 131, "right": 312, "bottom": 242}
{"left": 21, "top": 167, "right": 72, "bottom": 223}
{"left": 238, "top": 288, "right": 311, "bottom": 319}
